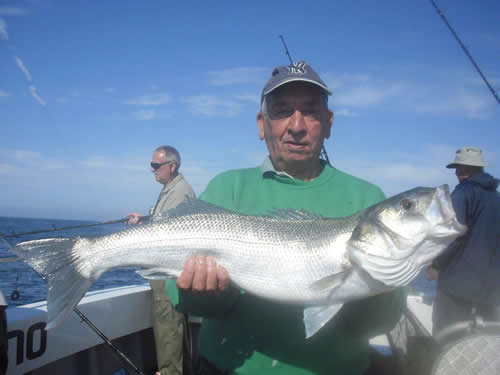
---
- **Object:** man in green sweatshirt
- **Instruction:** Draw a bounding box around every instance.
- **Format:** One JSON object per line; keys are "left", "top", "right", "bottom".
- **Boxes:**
{"left": 176, "top": 61, "right": 405, "bottom": 375}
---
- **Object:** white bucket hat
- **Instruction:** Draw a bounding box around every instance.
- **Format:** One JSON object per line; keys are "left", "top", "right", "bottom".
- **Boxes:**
{"left": 446, "top": 146, "right": 487, "bottom": 169}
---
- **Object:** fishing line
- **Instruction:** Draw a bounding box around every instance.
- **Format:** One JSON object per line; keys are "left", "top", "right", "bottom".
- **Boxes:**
{"left": 278, "top": 35, "right": 332, "bottom": 165}
{"left": 279, "top": 35, "right": 294, "bottom": 65}
{"left": 429, "top": 0, "right": 500, "bottom": 105}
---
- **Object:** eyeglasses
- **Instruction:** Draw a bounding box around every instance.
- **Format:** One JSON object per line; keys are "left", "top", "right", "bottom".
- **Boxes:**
{"left": 150, "top": 161, "right": 174, "bottom": 170}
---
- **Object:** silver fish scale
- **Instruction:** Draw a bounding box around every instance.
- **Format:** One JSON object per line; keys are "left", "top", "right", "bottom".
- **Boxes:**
{"left": 82, "top": 210, "right": 360, "bottom": 304}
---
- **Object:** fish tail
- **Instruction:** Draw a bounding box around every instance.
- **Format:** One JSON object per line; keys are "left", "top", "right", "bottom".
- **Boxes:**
{"left": 12, "top": 238, "right": 94, "bottom": 329}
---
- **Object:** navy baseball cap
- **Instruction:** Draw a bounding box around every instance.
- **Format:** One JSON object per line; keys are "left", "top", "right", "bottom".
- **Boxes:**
{"left": 261, "top": 61, "right": 332, "bottom": 103}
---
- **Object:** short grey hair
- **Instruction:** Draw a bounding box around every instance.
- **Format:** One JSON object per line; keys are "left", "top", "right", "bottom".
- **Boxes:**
{"left": 155, "top": 145, "right": 181, "bottom": 171}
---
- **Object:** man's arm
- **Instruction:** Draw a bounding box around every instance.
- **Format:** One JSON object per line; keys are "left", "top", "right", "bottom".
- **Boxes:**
{"left": 126, "top": 212, "right": 145, "bottom": 225}
{"left": 176, "top": 173, "right": 241, "bottom": 317}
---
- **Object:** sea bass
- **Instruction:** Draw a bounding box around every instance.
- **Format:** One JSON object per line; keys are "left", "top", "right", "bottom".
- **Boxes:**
{"left": 11, "top": 185, "right": 466, "bottom": 337}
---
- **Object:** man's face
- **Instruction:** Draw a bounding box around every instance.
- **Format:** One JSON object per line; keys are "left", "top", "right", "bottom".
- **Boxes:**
{"left": 257, "top": 82, "right": 333, "bottom": 172}
{"left": 455, "top": 165, "right": 477, "bottom": 183}
{"left": 151, "top": 150, "right": 176, "bottom": 186}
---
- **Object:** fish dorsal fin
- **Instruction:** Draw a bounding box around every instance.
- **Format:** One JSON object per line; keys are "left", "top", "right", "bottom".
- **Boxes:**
{"left": 155, "top": 198, "right": 237, "bottom": 220}
{"left": 308, "top": 271, "right": 349, "bottom": 292}
{"left": 303, "top": 303, "right": 343, "bottom": 338}
{"left": 267, "top": 209, "right": 325, "bottom": 221}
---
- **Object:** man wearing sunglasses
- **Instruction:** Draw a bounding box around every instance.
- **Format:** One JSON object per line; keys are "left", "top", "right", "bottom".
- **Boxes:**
{"left": 127, "top": 145, "right": 195, "bottom": 375}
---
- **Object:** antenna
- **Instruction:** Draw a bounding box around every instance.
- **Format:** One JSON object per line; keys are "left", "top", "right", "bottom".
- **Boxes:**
{"left": 278, "top": 35, "right": 332, "bottom": 165}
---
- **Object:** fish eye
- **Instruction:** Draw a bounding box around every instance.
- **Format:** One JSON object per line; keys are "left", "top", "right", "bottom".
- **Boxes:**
{"left": 400, "top": 199, "right": 414, "bottom": 211}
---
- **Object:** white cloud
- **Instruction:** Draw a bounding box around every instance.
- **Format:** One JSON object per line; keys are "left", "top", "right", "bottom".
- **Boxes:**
{"left": 132, "top": 109, "right": 156, "bottom": 121}
{"left": 208, "top": 67, "right": 268, "bottom": 86}
{"left": 14, "top": 150, "right": 41, "bottom": 162}
{"left": 236, "top": 93, "right": 260, "bottom": 105}
{"left": 335, "top": 108, "right": 358, "bottom": 117}
{"left": 0, "top": 90, "right": 9, "bottom": 98}
{"left": 29, "top": 85, "right": 47, "bottom": 106}
{"left": 337, "top": 84, "right": 404, "bottom": 108}
{"left": 324, "top": 69, "right": 497, "bottom": 119}
{"left": 412, "top": 88, "right": 491, "bottom": 119}
{"left": 0, "top": 149, "right": 65, "bottom": 178}
{"left": 14, "top": 56, "right": 32, "bottom": 81}
{"left": 123, "top": 93, "right": 170, "bottom": 106}
{"left": 80, "top": 156, "right": 112, "bottom": 169}
{"left": 0, "top": 17, "right": 7, "bottom": 40}
{"left": 78, "top": 155, "right": 143, "bottom": 171}
{"left": 184, "top": 95, "right": 242, "bottom": 117}
{"left": 0, "top": 7, "right": 26, "bottom": 16}
{"left": 334, "top": 144, "right": 465, "bottom": 198}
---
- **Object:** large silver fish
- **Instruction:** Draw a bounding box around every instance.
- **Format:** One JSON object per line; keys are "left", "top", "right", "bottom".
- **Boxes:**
{"left": 11, "top": 185, "right": 466, "bottom": 337}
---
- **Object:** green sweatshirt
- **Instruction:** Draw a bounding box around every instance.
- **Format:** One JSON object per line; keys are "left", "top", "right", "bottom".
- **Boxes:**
{"left": 179, "top": 160, "right": 405, "bottom": 375}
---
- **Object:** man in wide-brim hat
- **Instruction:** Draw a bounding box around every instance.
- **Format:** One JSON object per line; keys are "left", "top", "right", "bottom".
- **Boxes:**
{"left": 427, "top": 146, "right": 500, "bottom": 335}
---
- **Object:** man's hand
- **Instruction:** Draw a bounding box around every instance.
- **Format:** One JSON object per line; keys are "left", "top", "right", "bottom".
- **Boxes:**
{"left": 126, "top": 212, "right": 144, "bottom": 225}
{"left": 177, "top": 256, "right": 230, "bottom": 292}
{"left": 426, "top": 266, "right": 439, "bottom": 281}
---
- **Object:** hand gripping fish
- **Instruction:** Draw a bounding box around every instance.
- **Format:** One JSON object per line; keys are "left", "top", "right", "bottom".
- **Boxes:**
{"left": 11, "top": 185, "right": 466, "bottom": 337}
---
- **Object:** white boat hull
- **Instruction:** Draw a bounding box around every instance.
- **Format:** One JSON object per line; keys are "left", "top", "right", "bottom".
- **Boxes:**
{"left": 6, "top": 284, "right": 156, "bottom": 375}
{"left": 5, "top": 284, "right": 434, "bottom": 374}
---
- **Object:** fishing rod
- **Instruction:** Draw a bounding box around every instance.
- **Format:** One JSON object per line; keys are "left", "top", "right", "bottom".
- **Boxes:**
{"left": 1, "top": 216, "right": 152, "bottom": 265}
{"left": 279, "top": 35, "right": 294, "bottom": 65}
{"left": 2, "top": 216, "right": 150, "bottom": 239}
{"left": 429, "top": 0, "right": 500, "bottom": 105}
{"left": 278, "top": 35, "right": 332, "bottom": 165}
{"left": 0, "top": 234, "right": 146, "bottom": 375}
{"left": 73, "top": 307, "right": 146, "bottom": 375}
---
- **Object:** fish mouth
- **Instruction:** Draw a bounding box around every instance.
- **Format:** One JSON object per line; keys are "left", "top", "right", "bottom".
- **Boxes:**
{"left": 429, "top": 185, "right": 467, "bottom": 236}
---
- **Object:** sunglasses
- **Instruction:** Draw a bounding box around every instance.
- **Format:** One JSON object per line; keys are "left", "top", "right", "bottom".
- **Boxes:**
{"left": 150, "top": 161, "right": 174, "bottom": 170}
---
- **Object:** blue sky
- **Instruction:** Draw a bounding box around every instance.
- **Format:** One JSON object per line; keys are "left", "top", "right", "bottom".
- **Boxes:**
{"left": 1, "top": 0, "right": 499, "bottom": 220}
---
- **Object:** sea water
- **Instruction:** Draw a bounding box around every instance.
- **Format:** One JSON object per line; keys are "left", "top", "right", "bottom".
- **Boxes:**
{"left": 0, "top": 215, "right": 437, "bottom": 309}
{"left": 0, "top": 216, "right": 146, "bottom": 307}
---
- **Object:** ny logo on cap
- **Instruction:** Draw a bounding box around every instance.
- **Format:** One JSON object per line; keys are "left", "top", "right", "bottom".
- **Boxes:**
{"left": 287, "top": 61, "right": 307, "bottom": 75}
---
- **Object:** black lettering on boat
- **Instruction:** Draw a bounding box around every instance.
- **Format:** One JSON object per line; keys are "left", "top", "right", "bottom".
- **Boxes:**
{"left": 26, "top": 322, "right": 47, "bottom": 360}
{"left": 7, "top": 329, "right": 24, "bottom": 365}
{"left": 7, "top": 321, "right": 47, "bottom": 365}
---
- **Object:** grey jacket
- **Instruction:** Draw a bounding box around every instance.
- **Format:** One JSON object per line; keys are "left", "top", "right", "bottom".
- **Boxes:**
{"left": 149, "top": 174, "right": 196, "bottom": 216}
{"left": 434, "top": 172, "right": 500, "bottom": 304}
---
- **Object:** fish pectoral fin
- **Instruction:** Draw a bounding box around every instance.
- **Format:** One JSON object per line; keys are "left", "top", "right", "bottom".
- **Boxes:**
{"left": 303, "top": 303, "right": 343, "bottom": 338}
{"left": 308, "top": 271, "right": 348, "bottom": 292}
{"left": 136, "top": 268, "right": 177, "bottom": 280}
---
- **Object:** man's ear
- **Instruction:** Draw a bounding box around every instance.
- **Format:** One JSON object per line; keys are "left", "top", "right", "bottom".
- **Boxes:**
{"left": 324, "top": 109, "right": 334, "bottom": 139}
{"left": 170, "top": 161, "right": 178, "bottom": 174}
{"left": 257, "top": 112, "right": 265, "bottom": 140}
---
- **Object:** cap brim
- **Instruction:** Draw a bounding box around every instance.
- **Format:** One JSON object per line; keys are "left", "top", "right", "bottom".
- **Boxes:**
{"left": 263, "top": 77, "right": 332, "bottom": 97}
